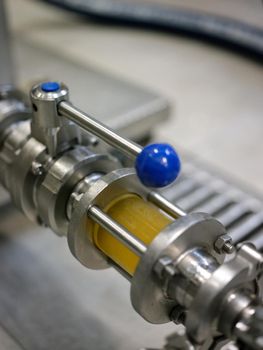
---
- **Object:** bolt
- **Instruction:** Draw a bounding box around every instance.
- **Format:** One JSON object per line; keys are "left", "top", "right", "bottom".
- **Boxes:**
{"left": 214, "top": 234, "right": 235, "bottom": 254}
{"left": 223, "top": 241, "right": 235, "bottom": 254}
{"left": 31, "top": 161, "right": 44, "bottom": 176}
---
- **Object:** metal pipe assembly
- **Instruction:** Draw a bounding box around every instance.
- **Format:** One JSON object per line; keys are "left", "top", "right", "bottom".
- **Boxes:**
{"left": 0, "top": 81, "right": 262, "bottom": 350}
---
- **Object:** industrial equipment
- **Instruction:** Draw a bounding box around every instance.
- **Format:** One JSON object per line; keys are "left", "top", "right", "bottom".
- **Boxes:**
{"left": 0, "top": 80, "right": 262, "bottom": 350}
{"left": 1, "top": 1, "right": 263, "bottom": 349}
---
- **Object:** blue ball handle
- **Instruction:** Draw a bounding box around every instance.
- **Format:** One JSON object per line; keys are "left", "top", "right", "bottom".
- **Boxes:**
{"left": 135, "top": 143, "right": 181, "bottom": 188}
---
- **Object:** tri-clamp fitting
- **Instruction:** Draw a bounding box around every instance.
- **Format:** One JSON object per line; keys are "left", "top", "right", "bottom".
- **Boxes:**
{"left": 0, "top": 81, "right": 262, "bottom": 350}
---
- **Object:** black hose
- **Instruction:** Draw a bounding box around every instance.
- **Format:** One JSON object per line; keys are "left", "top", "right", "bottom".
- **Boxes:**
{"left": 41, "top": 0, "right": 263, "bottom": 60}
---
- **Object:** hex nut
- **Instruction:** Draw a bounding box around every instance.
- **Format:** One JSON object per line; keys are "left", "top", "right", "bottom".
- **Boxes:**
{"left": 214, "top": 234, "right": 234, "bottom": 254}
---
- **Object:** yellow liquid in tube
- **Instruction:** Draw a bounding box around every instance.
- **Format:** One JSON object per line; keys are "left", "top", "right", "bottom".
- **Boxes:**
{"left": 91, "top": 194, "right": 172, "bottom": 276}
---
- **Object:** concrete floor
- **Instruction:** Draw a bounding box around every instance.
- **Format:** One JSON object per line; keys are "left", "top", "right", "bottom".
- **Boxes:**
{"left": 1, "top": 1, "right": 263, "bottom": 349}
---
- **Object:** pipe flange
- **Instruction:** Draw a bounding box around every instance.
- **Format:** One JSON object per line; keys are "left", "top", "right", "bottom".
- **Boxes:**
{"left": 36, "top": 148, "right": 119, "bottom": 236}
{"left": 130, "top": 213, "right": 225, "bottom": 324}
{"left": 67, "top": 168, "right": 150, "bottom": 269}
{"left": 0, "top": 121, "right": 49, "bottom": 221}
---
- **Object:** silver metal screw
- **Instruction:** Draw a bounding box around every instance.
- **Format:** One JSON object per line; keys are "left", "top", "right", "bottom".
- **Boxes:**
{"left": 223, "top": 241, "right": 234, "bottom": 254}
{"left": 214, "top": 234, "right": 235, "bottom": 254}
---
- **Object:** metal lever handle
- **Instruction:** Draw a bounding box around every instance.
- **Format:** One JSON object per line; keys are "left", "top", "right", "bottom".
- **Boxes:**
{"left": 58, "top": 99, "right": 181, "bottom": 188}
{"left": 36, "top": 81, "right": 181, "bottom": 188}
{"left": 58, "top": 100, "right": 142, "bottom": 159}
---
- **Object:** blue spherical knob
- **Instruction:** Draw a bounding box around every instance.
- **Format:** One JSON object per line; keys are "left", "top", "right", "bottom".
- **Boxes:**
{"left": 135, "top": 143, "right": 181, "bottom": 188}
{"left": 41, "top": 82, "right": 60, "bottom": 92}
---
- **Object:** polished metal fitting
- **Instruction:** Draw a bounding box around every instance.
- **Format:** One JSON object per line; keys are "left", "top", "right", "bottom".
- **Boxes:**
{"left": 236, "top": 242, "right": 263, "bottom": 273}
{"left": 0, "top": 120, "right": 49, "bottom": 221}
{"left": 36, "top": 149, "right": 119, "bottom": 236}
{"left": 67, "top": 168, "right": 149, "bottom": 269}
{"left": 30, "top": 82, "right": 80, "bottom": 156}
{"left": 131, "top": 213, "right": 225, "bottom": 324}
{"left": 187, "top": 242, "right": 262, "bottom": 346}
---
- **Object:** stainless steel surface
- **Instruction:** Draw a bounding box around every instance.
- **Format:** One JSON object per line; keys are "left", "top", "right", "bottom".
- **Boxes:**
{"left": 131, "top": 213, "right": 225, "bottom": 324}
{"left": 167, "top": 248, "right": 219, "bottom": 308}
{"left": 36, "top": 149, "right": 115, "bottom": 236}
{"left": 66, "top": 172, "right": 103, "bottom": 220}
{"left": 31, "top": 83, "right": 80, "bottom": 156}
{"left": 0, "top": 120, "right": 46, "bottom": 221}
{"left": 59, "top": 101, "right": 142, "bottom": 159}
{"left": 89, "top": 205, "right": 147, "bottom": 256}
{"left": 68, "top": 168, "right": 149, "bottom": 269}
{"left": 186, "top": 242, "right": 262, "bottom": 345}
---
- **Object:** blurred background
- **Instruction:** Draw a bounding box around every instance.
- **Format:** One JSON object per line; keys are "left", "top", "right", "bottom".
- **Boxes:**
{"left": 0, "top": 0, "right": 263, "bottom": 349}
